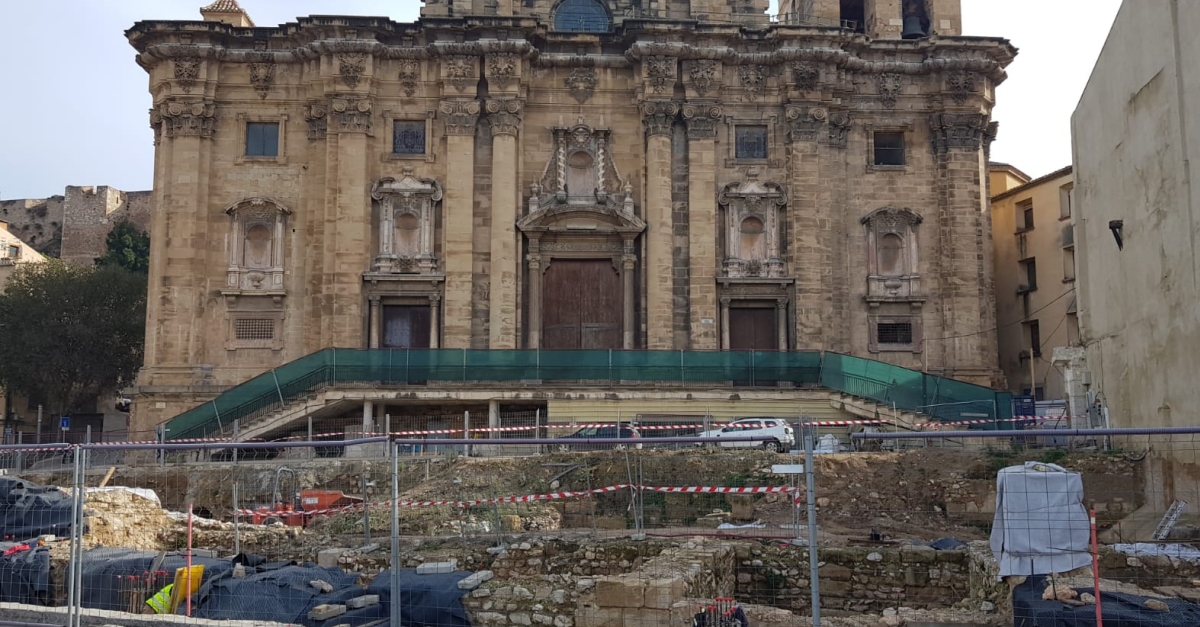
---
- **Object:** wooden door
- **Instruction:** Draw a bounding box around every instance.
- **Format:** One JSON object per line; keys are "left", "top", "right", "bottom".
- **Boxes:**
{"left": 542, "top": 259, "right": 622, "bottom": 350}
{"left": 728, "top": 308, "right": 777, "bottom": 350}
{"left": 382, "top": 305, "right": 431, "bottom": 348}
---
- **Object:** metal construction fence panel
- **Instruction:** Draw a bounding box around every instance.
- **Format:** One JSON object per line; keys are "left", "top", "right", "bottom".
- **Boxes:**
{"left": 2, "top": 428, "right": 1200, "bottom": 626}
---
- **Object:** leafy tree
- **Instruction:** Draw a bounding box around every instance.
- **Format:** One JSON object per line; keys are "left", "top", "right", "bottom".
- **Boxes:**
{"left": 95, "top": 219, "right": 150, "bottom": 274}
{"left": 0, "top": 261, "right": 146, "bottom": 414}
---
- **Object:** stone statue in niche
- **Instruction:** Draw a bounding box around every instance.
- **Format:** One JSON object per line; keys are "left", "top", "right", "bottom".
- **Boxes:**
{"left": 718, "top": 168, "right": 788, "bottom": 278}
{"left": 370, "top": 166, "right": 443, "bottom": 274}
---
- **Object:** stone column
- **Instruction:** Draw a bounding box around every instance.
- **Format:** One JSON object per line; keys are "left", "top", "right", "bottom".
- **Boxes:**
{"left": 429, "top": 294, "right": 441, "bottom": 349}
{"left": 720, "top": 297, "right": 732, "bottom": 350}
{"left": 776, "top": 298, "right": 789, "bottom": 350}
{"left": 527, "top": 249, "right": 543, "bottom": 349}
{"left": 641, "top": 101, "right": 678, "bottom": 349}
{"left": 438, "top": 100, "right": 481, "bottom": 349}
{"left": 786, "top": 105, "right": 831, "bottom": 350}
{"left": 622, "top": 247, "right": 637, "bottom": 350}
{"left": 368, "top": 296, "right": 382, "bottom": 348}
{"left": 487, "top": 99, "right": 522, "bottom": 349}
{"left": 684, "top": 103, "right": 722, "bottom": 350}
{"left": 324, "top": 97, "right": 374, "bottom": 348}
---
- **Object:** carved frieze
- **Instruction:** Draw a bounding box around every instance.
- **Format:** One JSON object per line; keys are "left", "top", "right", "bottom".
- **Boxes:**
{"left": 174, "top": 56, "right": 200, "bottom": 93}
{"left": 565, "top": 67, "right": 597, "bottom": 103}
{"left": 791, "top": 61, "right": 820, "bottom": 91}
{"left": 154, "top": 100, "right": 218, "bottom": 139}
{"left": 304, "top": 103, "right": 327, "bottom": 140}
{"left": 640, "top": 101, "right": 679, "bottom": 138}
{"left": 682, "top": 103, "right": 723, "bottom": 140}
{"left": 249, "top": 59, "right": 275, "bottom": 99}
{"left": 329, "top": 97, "right": 372, "bottom": 133}
{"left": 443, "top": 55, "right": 477, "bottom": 91}
{"left": 878, "top": 73, "right": 903, "bottom": 108}
{"left": 644, "top": 56, "right": 677, "bottom": 95}
{"left": 439, "top": 99, "right": 481, "bottom": 136}
{"left": 540, "top": 241, "right": 624, "bottom": 253}
{"left": 487, "top": 53, "right": 518, "bottom": 90}
{"left": 738, "top": 65, "right": 766, "bottom": 101}
{"left": 947, "top": 70, "right": 977, "bottom": 105}
{"left": 686, "top": 60, "right": 719, "bottom": 96}
{"left": 339, "top": 53, "right": 367, "bottom": 89}
{"left": 785, "top": 106, "right": 827, "bottom": 142}
{"left": 929, "top": 112, "right": 989, "bottom": 152}
{"left": 398, "top": 59, "right": 420, "bottom": 97}
{"left": 486, "top": 99, "right": 523, "bottom": 136}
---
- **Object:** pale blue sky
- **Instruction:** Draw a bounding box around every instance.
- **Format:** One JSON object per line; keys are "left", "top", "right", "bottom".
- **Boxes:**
{"left": 0, "top": 0, "right": 1120, "bottom": 199}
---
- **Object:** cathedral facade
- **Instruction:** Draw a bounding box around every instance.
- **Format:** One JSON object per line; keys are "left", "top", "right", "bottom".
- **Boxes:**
{"left": 126, "top": 0, "right": 1014, "bottom": 432}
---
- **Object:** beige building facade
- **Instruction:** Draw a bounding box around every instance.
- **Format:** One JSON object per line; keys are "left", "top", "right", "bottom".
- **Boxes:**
{"left": 0, "top": 221, "right": 47, "bottom": 433}
{"left": 127, "top": 0, "right": 1014, "bottom": 433}
{"left": 990, "top": 164, "right": 1078, "bottom": 400}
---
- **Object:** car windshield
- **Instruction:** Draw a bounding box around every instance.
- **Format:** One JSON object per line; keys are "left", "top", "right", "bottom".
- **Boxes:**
{"left": 572, "top": 427, "right": 598, "bottom": 437}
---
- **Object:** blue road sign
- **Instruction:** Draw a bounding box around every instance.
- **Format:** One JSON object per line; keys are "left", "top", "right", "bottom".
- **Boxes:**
{"left": 60, "top": 416, "right": 70, "bottom": 430}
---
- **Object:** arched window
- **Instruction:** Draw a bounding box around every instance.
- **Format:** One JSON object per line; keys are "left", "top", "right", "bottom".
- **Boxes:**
{"left": 554, "top": 0, "right": 611, "bottom": 33}
{"left": 878, "top": 232, "right": 904, "bottom": 276}
{"left": 740, "top": 216, "right": 767, "bottom": 261}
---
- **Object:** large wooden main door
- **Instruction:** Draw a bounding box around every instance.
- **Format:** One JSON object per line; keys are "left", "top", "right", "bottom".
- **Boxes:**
{"left": 542, "top": 259, "right": 622, "bottom": 349}
{"left": 382, "top": 305, "right": 431, "bottom": 349}
{"left": 728, "top": 308, "right": 777, "bottom": 350}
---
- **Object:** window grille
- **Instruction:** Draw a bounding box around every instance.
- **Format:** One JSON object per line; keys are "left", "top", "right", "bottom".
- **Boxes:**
{"left": 553, "top": 0, "right": 611, "bottom": 32}
{"left": 735, "top": 126, "right": 768, "bottom": 160}
{"left": 234, "top": 318, "right": 275, "bottom": 341}
{"left": 877, "top": 322, "right": 913, "bottom": 345}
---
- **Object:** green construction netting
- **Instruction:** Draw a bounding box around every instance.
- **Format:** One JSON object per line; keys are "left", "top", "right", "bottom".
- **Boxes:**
{"left": 164, "top": 349, "right": 1004, "bottom": 441}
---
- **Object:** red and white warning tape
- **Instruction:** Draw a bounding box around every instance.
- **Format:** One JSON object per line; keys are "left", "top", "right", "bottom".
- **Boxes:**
{"left": 914, "top": 416, "right": 1059, "bottom": 429}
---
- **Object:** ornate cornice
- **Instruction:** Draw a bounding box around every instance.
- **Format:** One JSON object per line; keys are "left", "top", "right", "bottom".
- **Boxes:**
{"left": 486, "top": 99, "right": 523, "bottom": 136}
{"left": 640, "top": 101, "right": 679, "bottom": 138}
{"left": 682, "top": 103, "right": 723, "bottom": 140}
{"left": 439, "top": 99, "right": 481, "bottom": 136}
{"left": 151, "top": 99, "right": 217, "bottom": 139}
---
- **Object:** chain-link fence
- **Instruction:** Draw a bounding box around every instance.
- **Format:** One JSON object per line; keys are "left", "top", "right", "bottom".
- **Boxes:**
{"left": 4, "top": 426, "right": 1200, "bottom": 626}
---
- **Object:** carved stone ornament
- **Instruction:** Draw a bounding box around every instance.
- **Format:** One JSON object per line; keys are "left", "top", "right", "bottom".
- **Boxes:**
{"left": 339, "top": 53, "right": 367, "bottom": 89}
{"left": 645, "top": 56, "right": 677, "bottom": 95}
{"left": 984, "top": 121, "right": 999, "bottom": 158}
{"left": 174, "top": 57, "right": 200, "bottom": 93}
{"left": 687, "top": 60, "right": 718, "bottom": 96}
{"left": 878, "top": 73, "right": 903, "bottom": 108}
{"left": 486, "top": 99, "right": 523, "bottom": 136}
{"left": 398, "top": 59, "right": 420, "bottom": 97}
{"left": 719, "top": 167, "right": 788, "bottom": 279}
{"left": 861, "top": 206, "right": 923, "bottom": 301}
{"left": 827, "top": 110, "right": 851, "bottom": 148}
{"left": 304, "top": 103, "right": 327, "bottom": 140}
{"left": 739, "top": 65, "right": 766, "bottom": 101}
{"left": 155, "top": 99, "right": 218, "bottom": 139}
{"left": 947, "top": 70, "right": 977, "bottom": 105}
{"left": 792, "top": 61, "right": 820, "bottom": 91}
{"left": 329, "top": 97, "right": 373, "bottom": 133}
{"left": 370, "top": 166, "right": 443, "bottom": 275}
{"left": 443, "top": 55, "right": 476, "bottom": 91}
{"left": 565, "top": 67, "right": 597, "bottom": 104}
{"left": 682, "top": 103, "right": 724, "bottom": 139}
{"left": 929, "top": 112, "right": 989, "bottom": 152}
{"left": 529, "top": 119, "right": 639, "bottom": 219}
{"left": 785, "top": 106, "right": 827, "bottom": 142}
{"left": 223, "top": 197, "right": 292, "bottom": 295}
{"left": 439, "top": 99, "right": 481, "bottom": 136}
{"left": 487, "top": 53, "right": 518, "bottom": 89}
{"left": 640, "top": 100, "right": 679, "bottom": 137}
{"left": 249, "top": 60, "right": 275, "bottom": 99}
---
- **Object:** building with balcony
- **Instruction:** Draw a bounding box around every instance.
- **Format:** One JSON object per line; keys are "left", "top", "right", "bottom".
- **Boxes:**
{"left": 126, "top": 0, "right": 1014, "bottom": 440}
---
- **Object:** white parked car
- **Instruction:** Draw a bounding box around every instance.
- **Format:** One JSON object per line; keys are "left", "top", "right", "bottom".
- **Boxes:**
{"left": 696, "top": 418, "right": 795, "bottom": 453}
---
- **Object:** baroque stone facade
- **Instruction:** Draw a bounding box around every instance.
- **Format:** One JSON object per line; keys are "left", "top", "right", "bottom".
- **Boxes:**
{"left": 126, "top": 0, "right": 1013, "bottom": 431}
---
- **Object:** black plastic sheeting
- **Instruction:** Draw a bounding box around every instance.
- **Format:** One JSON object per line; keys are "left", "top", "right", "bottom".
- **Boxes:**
{"left": 77, "top": 548, "right": 470, "bottom": 627}
{"left": 0, "top": 477, "right": 78, "bottom": 541}
{"left": 0, "top": 543, "right": 51, "bottom": 605}
{"left": 1013, "top": 575, "right": 1200, "bottom": 627}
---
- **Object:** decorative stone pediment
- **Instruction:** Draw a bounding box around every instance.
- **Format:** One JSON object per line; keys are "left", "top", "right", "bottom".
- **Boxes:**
{"left": 718, "top": 168, "right": 788, "bottom": 279}
{"left": 527, "top": 119, "right": 634, "bottom": 217}
{"left": 370, "top": 167, "right": 442, "bottom": 275}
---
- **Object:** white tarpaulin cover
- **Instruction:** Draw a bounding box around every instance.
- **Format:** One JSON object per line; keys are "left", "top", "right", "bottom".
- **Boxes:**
{"left": 989, "top": 462, "right": 1092, "bottom": 578}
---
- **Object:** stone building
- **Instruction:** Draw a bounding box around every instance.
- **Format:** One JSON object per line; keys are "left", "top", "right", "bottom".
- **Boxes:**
{"left": 126, "top": 0, "right": 1014, "bottom": 433}
{"left": 0, "top": 221, "right": 47, "bottom": 435}
{"left": 989, "top": 164, "right": 1078, "bottom": 401}
{"left": 0, "top": 186, "right": 153, "bottom": 264}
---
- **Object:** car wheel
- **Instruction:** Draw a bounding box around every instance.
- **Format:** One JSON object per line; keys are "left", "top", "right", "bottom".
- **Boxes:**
{"left": 763, "top": 440, "right": 783, "bottom": 453}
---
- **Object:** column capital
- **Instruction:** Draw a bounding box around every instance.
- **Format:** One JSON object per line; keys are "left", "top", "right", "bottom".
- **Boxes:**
{"left": 785, "top": 105, "right": 827, "bottom": 143}
{"left": 439, "top": 99, "right": 482, "bottom": 136}
{"left": 682, "top": 102, "right": 723, "bottom": 140}
{"left": 928, "top": 112, "right": 990, "bottom": 153}
{"left": 640, "top": 101, "right": 680, "bottom": 138}
{"left": 429, "top": 293, "right": 442, "bottom": 304}
{"left": 369, "top": 294, "right": 382, "bottom": 304}
{"left": 720, "top": 296, "right": 732, "bottom": 307}
{"left": 776, "top": 297, "right": 789, "bottom": 309}
{"left": 153, "top": 99, "right": 218, "bottom": 140}
{"left": 621, "top": 254, "right": 637, "bottom": 269}
{"left": 486, "top": 99, "right": 523, "bottom": 136}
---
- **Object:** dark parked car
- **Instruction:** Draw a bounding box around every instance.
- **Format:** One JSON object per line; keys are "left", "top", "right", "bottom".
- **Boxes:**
{"left": 557, "top": 426, "right": 642, "bottom": 451}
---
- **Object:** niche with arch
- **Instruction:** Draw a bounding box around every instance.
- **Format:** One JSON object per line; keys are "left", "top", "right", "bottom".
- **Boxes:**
{"left": 224, "top": 197, "right": 291, "bottom": 294}
{"left": 370, "top": 166, "right": 443, "bottom": 275}
{"left": 718, "top": 168, "right": 787, "bottom": 278}
{"left": 862, "top": 206, "right": 922, "bottom": 301}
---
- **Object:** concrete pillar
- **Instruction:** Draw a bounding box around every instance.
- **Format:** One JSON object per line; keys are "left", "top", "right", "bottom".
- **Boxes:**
{"left": 684, "top": 104, "right": 721, "bottom": 350}
{"left": 429, "top": 294, "right": 441, "bottom": 349}
{"left": 641, "top": 102, "right": 678, "bottom": 349}
{"left": 487, "top": 100, "right": 522, "bottom": 349}
{"left": 439, "top": 100, "right": 481, "bottom": 348}
{"left": 488, "top": 400, "right": 500, "bottom": 440}
{"left": 363, "top": 400, "right": 374, "bottom": 433}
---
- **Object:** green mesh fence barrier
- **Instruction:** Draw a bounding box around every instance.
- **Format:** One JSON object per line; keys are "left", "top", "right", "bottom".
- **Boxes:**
{"left": 164, "top": 349, "right": 1004, "bottom": 441}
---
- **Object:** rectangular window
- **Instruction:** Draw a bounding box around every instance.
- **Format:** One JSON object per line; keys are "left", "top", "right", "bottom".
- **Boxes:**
{"left": 7, "top": 245, "right": 18, "bottom": 259}
{"left": 234, "top": 318, "right": 275, "bottom": 341}
{"left": 245, "top": 122, "right": 280, "bottom": 157}
{"left": 1017, "top": 199, "right": 1034, "bottom": 231}
{"left": 1063, "top": 247, "right": 1075, "bottom": 282}
{"left": 877, "top": 322, "right": 914, "bottom": 346}
{"left": 1019, "top": 258, "right": 1037, "bottom": 292}
{"left": 393, "top": 120, "right": 426, "bottom": 155}
{"left": 735, "top": 126, "right": 768, "bottom": 160}
{"left": 1025, "top": 320, "right": 1042, "bottom": 357}
{"left": 1060, "top": 184, "right": 1073, "bottom": 219}
{"left": 873, "top": 132, "right": 905, "bottom": 166}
